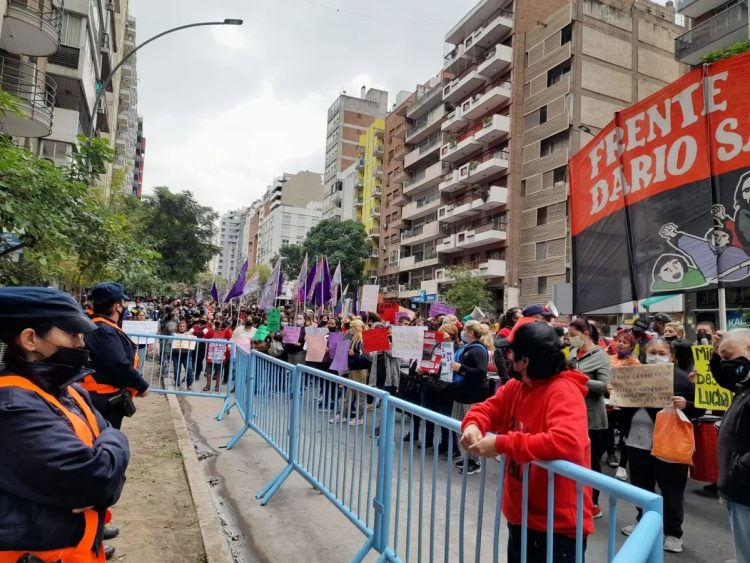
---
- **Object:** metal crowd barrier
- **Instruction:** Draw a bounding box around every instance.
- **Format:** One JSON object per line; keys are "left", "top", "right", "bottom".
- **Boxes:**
{"left": 128, "top": 333, "right": 236, "bottom": 420}
{"left": 225, "top": 351, "right": 665, "bottom": 563}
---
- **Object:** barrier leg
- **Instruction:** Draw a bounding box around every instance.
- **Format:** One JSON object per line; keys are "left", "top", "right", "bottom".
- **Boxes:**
{"left": 351, "top": 536, "right": 376, "bottom": 563}
{"left": 256, "top": 463, "right": 294, "bottom": 505}
{"left": 224, "top": 423, "right": 250, "bottom": 450}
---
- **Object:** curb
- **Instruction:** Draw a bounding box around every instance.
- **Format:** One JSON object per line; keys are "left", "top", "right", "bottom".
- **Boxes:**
{"left": 166, "top": 393, "right": 233, "bottom": 563}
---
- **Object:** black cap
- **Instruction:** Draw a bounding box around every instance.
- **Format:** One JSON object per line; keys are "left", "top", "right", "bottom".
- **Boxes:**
{"left": 522, "top": 304, "right": 555, "bottom": 318}
{"left": 652, "top": 312, "right": 672, "bottom": 324}
{"left": 0, "top": 287, "right": 97, "bottom": 334}
{"left": 91, "top": 282, "right": 129, "bottom": 302}
{"left": 511, "top": 322, "right": 562, "bottom": 359}
{"left": 632, "top": 318, "right": 650, "bottom": 333}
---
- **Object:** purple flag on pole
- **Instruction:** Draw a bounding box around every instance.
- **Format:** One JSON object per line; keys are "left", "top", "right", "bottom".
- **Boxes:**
{"left": 260, "top": 258, "right": 281, "bottom": 310}
{"left": 313, "top": 256, "right": 331, "bottom": 307}
{"left": 241, "top": 271, "right": 260, "bottom": 297}
{"left": 301, "top": 260, "right": 317, "bottom": 304}
{"left": 224, "top": 260, "right": 249, "bottom": 303}
{"left": 210, "top": 281, "right": 219, "bottom": 303}
{"left": 306, "top": 257, "right": 323, "bottom": 302}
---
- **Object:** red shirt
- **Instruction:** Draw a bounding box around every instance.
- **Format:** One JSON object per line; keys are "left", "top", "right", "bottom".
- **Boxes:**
{"left": 462, "top": 370, "right": 594, "bottom": 538}
{"left": 206, "top": 327, "right": 233, "bottom": 363}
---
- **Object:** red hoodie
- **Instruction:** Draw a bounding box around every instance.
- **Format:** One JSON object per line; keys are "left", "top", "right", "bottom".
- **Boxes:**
{"left": 461, "top": 370, "right": 594, "bottom": 538}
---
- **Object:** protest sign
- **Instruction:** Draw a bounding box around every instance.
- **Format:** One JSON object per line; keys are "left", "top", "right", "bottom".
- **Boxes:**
{"left": 305, "top": 327, "right": 329, "bottom": 336}
{"left": 305, "top": 335, "right": 327, "bottom": 362}
{"left": 253, "top": 325, "right": 270, "bottom": 341}
{"left": 360, "top": 285, "right": 380, "bottom": 313}
{"left": 378, "top": 302, "right": 399, "bottom": 323}
{"left": 439, "top": 342, "right": 455, "bottom": 382}
{"left": 267, "top": 308, "right": 281, "bottom": 331}
{"left": 282, "top": 326, "right": 301, "bottom": 344}
{"left": 420, "top": 356, "right": 442, "bottom": 375}
{"left": 330, "top": 340, "right": 349, "bottom": 372}
{"left": 391, "top": 326, "right": 425, "bottom": 361}
{"left": 207, "top": 342, "right": 227, "bottom": 362}
{"left": 328, "top": 332, "right": 343, "bottom": 355}
{"left": 692, "top": 344, "right": 734, "bottom": 410}
{"left": 123, "top": 320, "right": 159, "bottom": 335}
{"left": 362, "top": 327, "right": 390, "bottom": 353}
{"left": 609, "top": 364, "right": 674, "bottom": 408}
{"left": 429, "top": 302, "right": 456, "bottom": 318}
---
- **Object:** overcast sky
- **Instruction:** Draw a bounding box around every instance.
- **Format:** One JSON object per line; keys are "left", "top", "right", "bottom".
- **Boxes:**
{"left": 128, "top": 0, "right": 477, "bottom": 215}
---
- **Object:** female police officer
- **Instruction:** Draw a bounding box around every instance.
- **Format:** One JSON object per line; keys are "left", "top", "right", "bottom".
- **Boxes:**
{"left": 0, "top": 287, "right": 130, "bottom": 562}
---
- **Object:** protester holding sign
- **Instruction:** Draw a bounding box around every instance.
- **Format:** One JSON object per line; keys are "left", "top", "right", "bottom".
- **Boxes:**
{"left": 368, "top": 323, "right": 400, "bottom": 395}
{"left": 204, "top": 320, "right": 232, "bottom": 392}
{"left": 283, "top": 314, "right": 307, "bottom": 366}
{"left": 615, "top": 338, "right": 702, "bottom": 554}
{"left": 568, "top": 318, "right": 612, "bottom": 519}
{"left": 330, "top": 319, "right": 370, "bottom": 426}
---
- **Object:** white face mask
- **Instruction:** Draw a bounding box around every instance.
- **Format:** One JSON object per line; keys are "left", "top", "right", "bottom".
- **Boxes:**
{"left": 569, "top": 336, "right": 584, "bottom": 349}
{"left": 295, "top": 319, "right": 304, "bottom": 327}
{"left": 646, "top": 354, "right": 670, "bottom": 365}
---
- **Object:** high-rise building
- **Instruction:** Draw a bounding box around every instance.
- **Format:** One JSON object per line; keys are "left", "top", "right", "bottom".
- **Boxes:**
{"left": 379, "top": 91, "right": 414, "bottom": 299}
{"left": 336, "top": 162, "right": 360, "bottom": 221}
{"left": 322, "top": 87, "right": 388, "bottom": 220}
{"left": 132, "top": 115, "right": 145, "bottom": 197}
{"left": 674, "top": 0, "right": 748, "bottom": 67}
{"left": 514, "top": 0, "right": 685, "bottom": 307}
{"left": 215, "top": 208, "right": 251, "bottom": 282}
{"left": 357, "top": 119, "right": 385, "bottom": 281}
{"left": 114, "top": 14, "right": 140, "bottom": 195}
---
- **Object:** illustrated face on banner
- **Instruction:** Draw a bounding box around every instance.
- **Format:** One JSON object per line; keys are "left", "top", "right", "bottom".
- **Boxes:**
{"left": 708, "top": 227, "right": 731, "bottom": 251}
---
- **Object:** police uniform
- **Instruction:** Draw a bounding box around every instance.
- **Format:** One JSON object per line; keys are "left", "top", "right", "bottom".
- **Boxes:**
{"left": 83, "top": 283, "right": 149, "bottom": 430}
{"left": 0, "top": 287, "right": 130, "bottom": 562}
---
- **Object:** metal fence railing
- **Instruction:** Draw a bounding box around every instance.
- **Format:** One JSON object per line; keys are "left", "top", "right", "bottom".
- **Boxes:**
{"left": 224, "top": 351, "right": 665, "bottom": 563}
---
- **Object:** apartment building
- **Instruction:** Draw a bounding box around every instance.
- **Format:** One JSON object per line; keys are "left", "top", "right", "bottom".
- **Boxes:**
{"left": 675, "top": 0, "right": 748, "bottom": 66}
{"left": 113, "top": 14, "right": 140, "bottom": 195}
{"left": 132, "top": 114, "right": 145, "bottom": 197}
{"left": 379, "top": 91, "right": 414, "bottom": 299}
{"left": 515, "top": 0, "right": 685, "bottom": 307}
{"left": 356, "top": 118, "right": 385, "bottom": 280}
{"left": 336, "top": 162, "right": 359, "bottom": 221}
{"left": 215, "top": 207, "right": 251, "bottom": 282}
{"left": 321, "top": 87, "right": 388, "bottom": 220}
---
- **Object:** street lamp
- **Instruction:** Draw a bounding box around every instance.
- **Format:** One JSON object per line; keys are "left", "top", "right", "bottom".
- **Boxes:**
{"left": 88, "top": 18, "right": 243, "bottom": 137}
{"left": 577, "top": 124, "right": 600, "bottom": 137}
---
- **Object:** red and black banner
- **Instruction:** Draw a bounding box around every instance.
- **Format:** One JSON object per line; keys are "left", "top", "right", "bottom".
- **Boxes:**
{"left": 569, "top": 52, "right": 750, "bottom": 313}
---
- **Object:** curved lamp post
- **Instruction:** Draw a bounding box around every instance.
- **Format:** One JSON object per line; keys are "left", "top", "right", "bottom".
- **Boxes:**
{"left": 88, "top": 18, "right": 243, "bottom": 137}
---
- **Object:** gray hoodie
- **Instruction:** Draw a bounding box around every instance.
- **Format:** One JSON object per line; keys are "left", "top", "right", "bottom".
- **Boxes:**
{"left": 571, "top": 346, "right": 611, "bottom": 430}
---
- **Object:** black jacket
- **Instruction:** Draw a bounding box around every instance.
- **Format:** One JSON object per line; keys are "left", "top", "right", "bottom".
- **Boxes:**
{"left": 0, "top": 357, "right": 129, "bottom": 552}
{"left": 718, "top": 378, "right": 750, "bottom": 506}
{"left": 84, "top": 321, "right": 149, "bottom": 393}
{"left": 493, "top": 336, "right": 510, "bottom": 383}
{"left": 449, "top": 343, "right": 490, "bottom": 404}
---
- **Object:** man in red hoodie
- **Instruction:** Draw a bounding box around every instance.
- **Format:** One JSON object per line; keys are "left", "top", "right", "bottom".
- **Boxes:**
{"left": 460, "top": 322, "right": 593, "bottom": 562}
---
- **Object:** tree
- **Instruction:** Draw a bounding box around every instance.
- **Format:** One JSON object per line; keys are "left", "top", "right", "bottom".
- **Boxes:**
{"left": 443, "top": 267, "right": 494, "bottom": 318}
{"left": 139, "top": 187, "right": 219, "bottom": 284}
{"left": 302, "top": 219, "right": 369, "bottom": 287}
{"left": 275, "top": 244, "right": 305, "bottom": 280}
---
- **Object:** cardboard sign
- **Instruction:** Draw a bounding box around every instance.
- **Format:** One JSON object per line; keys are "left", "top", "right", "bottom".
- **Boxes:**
{"left": 360, "top": 284, "right": 380, "bottom": 313}
{"left": 330, "top": 340, "right": 349, "bottom": 372}
{"left": 429, "top": 302, "right": 456, "bottom": 318}
{"left": 305, "top": 335, "right": 327, "bottom": 362}
{"left": 253, "top": 325, "right": 269, "bottom": 341}
{"left": 282, "top": 326, "right": 301, "bottom": 344}
{"left": 305, "top": 327, "right": 329, "bottom": 336}
{"left": 439, "top": 342, "right": 455, "bottom": 382}
{"left": 362, "top": 327, "right": 390, "bottom": 353}
{"left": 391, "top": 326, "right": 425, "bottom": 361}
{"left": 328, "top": 332, "right": 343, "bottom": 355}
{"left": 123, "top": 320, "right": 159, "bottom": 335}
{"left": 207, "top": 342, "right": 227, "bottom": 362}
{"left": 692, "top": 345, "right": 734, "bottom": 410}
{"left": 420, "top": 356, "right": 442, "bottom": 375}
{"left": 267, "top": 308, "right": 281, "bottom": 332}
{"left": 609, "top": 364, "right": 674, "bottom": 408}
{"left": 378, "top": 302, "right": 399, "bottom": 323}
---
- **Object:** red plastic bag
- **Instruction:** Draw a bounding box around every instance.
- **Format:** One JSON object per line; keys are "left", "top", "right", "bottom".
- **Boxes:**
{"left": 651, "top": 407, "right": 695, "bottom": 465}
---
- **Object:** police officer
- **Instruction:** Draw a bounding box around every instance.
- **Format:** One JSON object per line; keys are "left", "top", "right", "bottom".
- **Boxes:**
{"left": 0, "top": 287, "right": 130, "bottom": 562}
{"left": 83, "top": 283, "right": 149, "bottom": 430}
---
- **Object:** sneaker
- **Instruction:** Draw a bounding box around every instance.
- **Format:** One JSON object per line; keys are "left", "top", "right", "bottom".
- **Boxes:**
{"left": 592, "top": 505, "right": 603, "bottom": 519}
{"left": 607, "top": 453, "right": 619, "bottom": 468}
{"left": 329, "top": 415, "right": 342, "bottom": 424}
{"left": 615, "top": 467, "right": 628, "bottom": 481}
{"left": 621, "top": 524, "right": 635, "bottom": 536}
{"left": 664, "top": 536, "right": 683, "bottom": 553}
{"left": 458, "top": 460, "right": 481, "bottom": 475}
{"left": 349, "top": 418, "right": 365, "bottom": 426}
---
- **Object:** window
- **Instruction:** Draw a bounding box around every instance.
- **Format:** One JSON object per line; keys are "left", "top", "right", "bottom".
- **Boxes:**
{"left": 521, "top": 179, "right": 527, "bottom": 196}
{"left": 538, "top": 276, "right": 548, "bottom": 295}
{"left": 537, "top": 206, "right": 548, "bottom": 226}
{"left": 40, "top": 140, "right": 71, "bottom": 163}
{"left": 553, "top": 166, "right": 567, "bottom": 185}
{"left": 539, "top": 105, "right": 547, "bottom": 125}
{"left": 61, "top": 13, "right": 83, "bottom": 47}
{"left": 540, "top": 131, "right": 568, "bottom": 156}
{"left": 561, "top": 23, "right": 572, "bottom": 45}
{"left": 536, "top": 241, "right": 548, "bottom": 260}
{"left": 547, "top": 61, "right": 571, "bottom": 87}
{"left": 282, "top": 239, "right": 289, "bottom": 245}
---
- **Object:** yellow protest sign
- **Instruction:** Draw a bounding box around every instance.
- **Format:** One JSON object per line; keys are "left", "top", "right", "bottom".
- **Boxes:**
{"left": 609, "top": 364, "right": 674, "bottom": 408}
{"left": 692, "top": 345, "right": 733, "bottom": 411}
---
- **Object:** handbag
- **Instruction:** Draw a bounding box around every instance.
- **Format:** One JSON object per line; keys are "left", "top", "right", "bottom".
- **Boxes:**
{"left": 651, "top": 407, "right": 695, "bottom": 464}
{"left": 268, "top": 340, "right": 284, "bottom": 358}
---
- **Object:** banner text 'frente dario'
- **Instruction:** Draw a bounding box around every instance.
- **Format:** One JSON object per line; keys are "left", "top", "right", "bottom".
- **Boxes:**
{"left": 569, "top": 52, "right": 750, "bottom": 313}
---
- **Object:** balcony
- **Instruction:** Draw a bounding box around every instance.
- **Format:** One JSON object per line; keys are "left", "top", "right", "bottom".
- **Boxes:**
{"left": 444, "top": 10, "right": 514, "bottom": 74}
{"left": 392, "top": 121, "right": 407, "bottom": 138}
{"left": 375, "top": 144, "right": 384, "bottom": 158}
{"left": 0, "top": 57, "right": 56, "bottom": 137}
{"left": 404, "top": 134, "right": 441, "bottom": 168}
{"left": 442, "top": 68, "right": 485, "bottom": 104}
{"left": 438, "top": 221, "right": 507, "bottom": 254}
{"left": 474, "top": 114, "right": 510, "bottom": 144}
{"left": 675, "top": 2, "right": 749, "bottom": 65}
{"left": 442, "top": 108, "right": 469, "bottom": 133}
{"left": 447, "top": 3, "right": 514, "bottom": 49}
{"left": 374, "top": 166, "right": 383, "bottom": 178}
{"left": 370, "top": 248, "right": 379, "bottom": 259}
{"left": 370, "top": 207, "right": 381, "bottom": 218}
{"left": 356, "top": 157, "right": 364, "bottom": 171}
{"left": 391, "top": 191, "right": 405, "bottom": 206}
{"left": 438, "top": 185, "right": 508, "bottom": 223}
{"left": 407, "top": 81, "right": 444, "bottom": 119}
{"left": 392, "top": 167, "right": 407, "bottom": 184}
{"left": 406, "top": 105, "right": 446, "bottom": 145}
{"left": 437, "top": 259, "right": 506, "bottom": 281}
{"left": 402, "top": 192, "right": 442, "bottom": 221}
{"left": 463, "top": 148, "right": 509, "bottom": 182}
{"left": 369, "top": 228, "right": 381, "bottom": 238}
{"left": 354, "top": 198, "right": 363, "bottom": 208}
{"left": 677, "top": 0, "right": 734, "bottom": 18}
{"left": 390, "top": 216, "right": 404, "bottom": 230}
{"left": 440, "top": 124, "right": 484, "bottom": 163}
{"left": 375, "top": 129, "right": 384, "bottom": 139}
{"left": 461, "top": 81, "right": 512, "bottom": 120}
{"left": 401, "top": 222, "right": 441, "bottom": 245}
{"left": 355, "top": 178, "right": 363, "bottom": 189}
{"left": 373, "top": 186, "right": 382, "bottom": 198}
{"left": 478, "top": 44, "right": 513, "bottom": 79}
{"left": 392, "top": 143, "right": 408, "bottom": 161}
{"left": 0, "top": 0, "right": 64, "bottom": 57}
{"left": 399, "top": 255, "right": 416, "bottom": 270}
{"left": 403, "top": 161, "right": 449, "bottom": 195}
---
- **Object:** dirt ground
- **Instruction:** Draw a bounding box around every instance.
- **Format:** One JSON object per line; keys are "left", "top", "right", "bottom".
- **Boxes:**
{"left": 105, "top": 393, "right": 206, "bottom": 563}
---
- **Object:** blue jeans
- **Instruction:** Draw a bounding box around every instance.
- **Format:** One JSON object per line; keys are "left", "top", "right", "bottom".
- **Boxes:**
{"left": 171, "top": 350, "right": 194, "bottom": 387}
{"left": 727, "top": 500, "right": 750, "bottom": 563}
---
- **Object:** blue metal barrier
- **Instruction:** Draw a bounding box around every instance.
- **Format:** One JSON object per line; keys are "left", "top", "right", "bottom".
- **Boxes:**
{"left": 226, "top": 352, "right": 665, "bottom": 563}
{"left": 129, "top": 333, "right": 236, "bottom": 419}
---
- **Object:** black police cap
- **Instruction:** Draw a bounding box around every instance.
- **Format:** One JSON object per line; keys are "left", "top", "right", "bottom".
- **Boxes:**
{"left": 91, "top": 282, "right": 129, "bottom": 303}
{"left": 0, "top": 287, "right": 97, "bottom": 333}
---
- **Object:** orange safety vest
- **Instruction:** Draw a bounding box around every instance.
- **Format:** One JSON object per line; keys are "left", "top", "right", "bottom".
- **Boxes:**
{"left": 82, "top": 317, "right": 138, "bottom": 396}
{"left": 0, "top": 376, "right": 104, "bottom": 563}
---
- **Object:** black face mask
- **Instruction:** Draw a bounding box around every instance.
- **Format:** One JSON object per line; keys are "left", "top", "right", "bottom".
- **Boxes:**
{"left": 664, "top": 335, "right": 677, "bottom": 342}
{"left": 45, "top": 346, "right": 90, "bottom": 371}
{"left": 714, "top": 356, "right": 750, "bottom": 390}
{"left": 696, "top": 332, "right": 711, "bottom": 343}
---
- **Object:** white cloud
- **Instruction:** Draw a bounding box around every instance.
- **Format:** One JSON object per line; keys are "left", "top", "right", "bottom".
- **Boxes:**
{"left": 209, "top": 24, "right": 248, "bottom": 51}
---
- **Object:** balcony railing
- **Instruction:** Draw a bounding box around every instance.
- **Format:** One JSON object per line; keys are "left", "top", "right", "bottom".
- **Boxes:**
{"left": 0, "top": 56, "right": 56, "bottom": 138}
{"left": 407, "top": 81, "right": 444, "bottom": 117}
{"left": 1, "top": 0, "right": 64, "bottom": 57}
{"left": 675, "top": 1, "right": 749, "bottom": 62}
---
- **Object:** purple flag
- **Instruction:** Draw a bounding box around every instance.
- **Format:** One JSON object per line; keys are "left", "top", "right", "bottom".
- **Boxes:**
{"left": 330, "top": 261, "right": 342, "bottom": 309}
{"left": 242, "top": 271, "right": 260, "bottom": 297}
{"left": 210, "top": 281, "right": 218, "bottom": 302}
{"left": 312, "top": 256, "right": 331, "bottom": 307}
{"left": 306, "top": 257, "right": 323, "bottom": 302}
{"left": 301, "top": 260, "right": 317, "bottom": 304}
{"left": 259, "top": 258, "right": 281, "bottom": 310}
{"left": 429, "top": 302, "right": 456, "bottom": 318}
{"left": 224, "top": 260, "right": 249, "bottom": 303}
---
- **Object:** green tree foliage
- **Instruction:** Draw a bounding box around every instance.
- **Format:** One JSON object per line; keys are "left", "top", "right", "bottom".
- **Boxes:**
{"left": 276, "top": 244, "right": 305, "bottom": 280}
{"left": 302, "top": 219, "right": 369, "bottom": 287}
{"left": 66, "top": 135, "right": 115, "bottom": 185}
{"left": 139, "top": 187, "right": 219, "bottom": 285}
{"left": 443, "top": 266, "right": 494, "bottom": 318}
{"left": 249, "top": 263, "right": 271, "bottom": 287}
{"left": 701, "top": 40, "right": 750, "bottom": 64}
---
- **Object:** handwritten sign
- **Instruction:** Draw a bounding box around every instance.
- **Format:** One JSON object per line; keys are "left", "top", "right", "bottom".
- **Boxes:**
{"left": 362, "top": 327, "right": 390, "bottom": 353}
{"left": 330, "top": 340, "right": 349, "bottom": 372}
{"left": 429, "top": 302, "right": 456, "bottom": 318}
{"left": 305, "top": 335, "right": 327, "bottom": 362}
{"left": 692, "top": 345, "right": 734, "bottom": 410}
{"left": 360, "top": 284, "right": 380, "bottom": 313}
{"left": 305, "top": 327, "right": 329, "bottom": 336}
{"left": 207, "top": 342, "right": 227, "bottom": 362}
{"left": 378, "top": 302, "right": 399, "bottom": 323}
{"left": 439, "top": 342, "right": 455, "bottom": 382}
{"left": 267, "top": 308, "right": 281, "bottom": 332}
{"left": 282, "top": 326, "right": 301, "bottom": 344}
{"left": 391, "top": 326, "right": 425, "bottom": 361}
{"left": 609, "top": 364, "right": 674, "bottom": 408}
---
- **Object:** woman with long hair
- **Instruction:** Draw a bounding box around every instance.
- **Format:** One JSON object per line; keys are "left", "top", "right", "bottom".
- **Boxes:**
{"left": 331, "top": 319, "right": 370, "bottom": 426}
